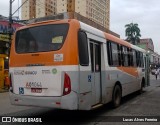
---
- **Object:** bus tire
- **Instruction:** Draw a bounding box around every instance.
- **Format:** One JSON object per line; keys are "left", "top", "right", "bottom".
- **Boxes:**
{"left": 112, "top": 85, "right": 122, "bottom": 108}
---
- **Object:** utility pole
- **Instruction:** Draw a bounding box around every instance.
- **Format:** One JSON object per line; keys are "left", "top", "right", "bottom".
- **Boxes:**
{"left": 9, "top": 0, "right": 12, "bottom": 43}
{"left": 8, "top": 0, "right": 16, "bottom": 56}
{"left": 9, "top": 0, "right": 13, "bottom": 43}
{"left": 9, "top": 0, "right": 29, "bottom": 46}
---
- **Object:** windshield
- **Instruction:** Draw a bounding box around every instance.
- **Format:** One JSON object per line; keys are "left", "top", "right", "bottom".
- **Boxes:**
{"left": 15, "top": 24, "right": 69, "bottom": 53}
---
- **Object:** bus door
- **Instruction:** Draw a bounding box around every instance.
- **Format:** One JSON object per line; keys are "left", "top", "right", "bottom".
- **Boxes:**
{"left": 90, "top": 41, "right": 101, "bottom": 105}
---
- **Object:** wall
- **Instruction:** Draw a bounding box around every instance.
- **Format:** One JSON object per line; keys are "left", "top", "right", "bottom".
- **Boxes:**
{"left": 57, "top": 0, "right": 67, "bottom": 13}
{"left": 75, "top": 0, "right": 86, "bottom": 17}
{"left": 21, "top": 0, "right": 30, "bottom": 20}
{"left": 36, "top": 0, "right": 46, "bottom": 18}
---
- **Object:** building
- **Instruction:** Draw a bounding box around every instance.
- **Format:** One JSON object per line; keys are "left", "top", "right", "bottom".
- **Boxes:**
{"left": 21, "top": 0, "right": 110, "bottom": 29}
{"left": 0, "top": 15, "right": 23, "bottom": 89}
{"left": 137, "top": 38, "right": 160, "bottom": 67}
{"left": 150, "top": 52, "right": 160, "bottom": 67}
{"left": 0, "top": 20, "right": 23, "bottom": 54}
{"left": 0, "top": 20, "right": 22, "bottom": 34}
{"left": 138, "top": 38, "right": 154, "bottom": 52}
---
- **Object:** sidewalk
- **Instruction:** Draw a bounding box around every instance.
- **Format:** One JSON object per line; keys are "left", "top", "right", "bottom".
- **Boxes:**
{"left": 0, "top": 87, "right": 9, "bottom": 93}
{"left": 150, "top": 73, "right": 160, "bottom": 80}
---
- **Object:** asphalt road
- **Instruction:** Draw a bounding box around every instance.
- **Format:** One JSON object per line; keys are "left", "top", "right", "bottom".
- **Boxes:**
{"left": 0, "top": 75, "right": 160, "bottom": 125}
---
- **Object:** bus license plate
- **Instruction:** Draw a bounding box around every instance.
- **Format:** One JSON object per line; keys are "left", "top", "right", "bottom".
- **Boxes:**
{"left": 31, "top": 88, "right": 42, "bottom": 93}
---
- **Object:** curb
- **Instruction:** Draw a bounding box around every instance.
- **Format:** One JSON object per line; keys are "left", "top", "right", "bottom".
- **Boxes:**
{"left": 0, "top": 88, "right": 9, "bottom": 93}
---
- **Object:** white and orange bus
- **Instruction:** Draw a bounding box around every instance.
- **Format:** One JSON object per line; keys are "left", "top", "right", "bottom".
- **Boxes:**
{"left": 9, "top": 19, "right": 149, "bottom": 110}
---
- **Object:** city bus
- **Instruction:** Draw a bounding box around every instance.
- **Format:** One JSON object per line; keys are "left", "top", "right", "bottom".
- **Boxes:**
{"left": 9, "top": 19, "right": 149, "bottom": 110}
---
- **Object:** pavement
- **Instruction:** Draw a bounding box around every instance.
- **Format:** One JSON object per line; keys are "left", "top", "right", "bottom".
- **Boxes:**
{"left": 0, "top": 88, "right": 8, "bottom": 93}
{"left": 150, "top": 72, "right": 160, "bottom": 79}
{"left": 0, "top": 91, "right": 34, "bottom": 116}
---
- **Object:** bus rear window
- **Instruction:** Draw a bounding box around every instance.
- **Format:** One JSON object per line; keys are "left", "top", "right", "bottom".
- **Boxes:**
{"left": 15, "top": 24, "right": 69, "bottom": 53}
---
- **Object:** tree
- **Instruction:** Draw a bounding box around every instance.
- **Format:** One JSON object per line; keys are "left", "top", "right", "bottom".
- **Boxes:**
{"left": 125, "top": 23, "right": 141, "bottom": 45}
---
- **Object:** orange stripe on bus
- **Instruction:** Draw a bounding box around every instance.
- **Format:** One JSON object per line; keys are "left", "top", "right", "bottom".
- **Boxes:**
{"left": 117, "top": 67, "right": 139, "bottom": 77}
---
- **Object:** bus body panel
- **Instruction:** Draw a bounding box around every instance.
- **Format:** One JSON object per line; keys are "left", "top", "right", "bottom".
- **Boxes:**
{"left": 10, "top": 65, "right": 79, "bottom": 97}
{"left": 78, "top": 22, "right": 106, "bottom": 107}
{"left": 10, "top": 91, "right": 78, "bottom": 110}
{"left": 101, "top": 68, "right": 142, "bottom": 103}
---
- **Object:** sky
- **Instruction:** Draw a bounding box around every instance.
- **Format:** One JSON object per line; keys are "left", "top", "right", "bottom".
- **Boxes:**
{"left": 0, "top": 0, "right": 159, "bottom": 54}
{"left": 110, "top": 0, "right": 160, "bottom": 54}
{"left": 0, "top": 0, "right": 20, "bottom": 18}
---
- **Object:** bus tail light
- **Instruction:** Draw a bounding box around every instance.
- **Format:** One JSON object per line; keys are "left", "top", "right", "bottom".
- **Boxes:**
{"left": 9, "top": 74, "right": 13, "bottom": 92}
{"left": 63, "top": 73, "right": 71, "bottom": 95}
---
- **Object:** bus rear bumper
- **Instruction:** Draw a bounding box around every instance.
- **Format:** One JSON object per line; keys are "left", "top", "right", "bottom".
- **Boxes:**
{"left": 9, "top": 91, "right": 78, "bottom": 110}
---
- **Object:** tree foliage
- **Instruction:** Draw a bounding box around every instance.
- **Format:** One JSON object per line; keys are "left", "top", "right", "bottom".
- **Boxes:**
{"left": 125, "top": 23, "right": 141, "bottom": 45}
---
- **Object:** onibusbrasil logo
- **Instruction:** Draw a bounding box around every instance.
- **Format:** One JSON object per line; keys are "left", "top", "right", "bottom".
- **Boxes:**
{"left": 1, "top": 117, "right": 42, "bottom": 123}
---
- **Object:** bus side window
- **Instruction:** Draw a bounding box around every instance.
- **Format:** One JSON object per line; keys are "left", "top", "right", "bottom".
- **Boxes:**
{"left": 111, "top": 42, "right": 120, "bottom": 66}
{"left": 129, "top": 48, "right": 133, "bottom": 66}
{"left": 140, "top": 52, "right": 144, "bottom": 67}
{"left": 107, "top": 41, "right": 112, "bottom": 66}
{"left": 132, "top": 49, "right": 137, "bottom": 67}
{"left": 78, "top": 31, "right": 89, "bottom": 66}
{"left": 122, "top": 46, "right": 129, "bottom": 67}
{"left": 120, "top": 45, "right": 124, "bottom": 66}
{"left": 107, "top": 41, "right": 120, "bottom": 67}
{"left": 125, "top": 47, "right": 129, "bottom": 66}
{"left": 118, "top": 44, "right": 121, "bottom": 66}
{"left": 136, "top": 51, "right": 140, "bottom": 67}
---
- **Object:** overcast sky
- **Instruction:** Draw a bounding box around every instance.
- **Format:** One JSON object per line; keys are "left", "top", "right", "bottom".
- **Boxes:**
{"left": 110, "top": 0, "right": 160, "bottom": 54}
{"left": 0, "top": 0, "right": 20, "bottom": 18}
{"left": 0, "top": 0, "right": 159, "bottom": 54}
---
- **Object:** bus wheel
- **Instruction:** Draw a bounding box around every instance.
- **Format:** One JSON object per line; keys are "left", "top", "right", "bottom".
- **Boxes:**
{"left": 112, "top": 85, "right": 122, "bottom": 108}
{"left": 138, "top": 83, "right": 143, "bottom": 94}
